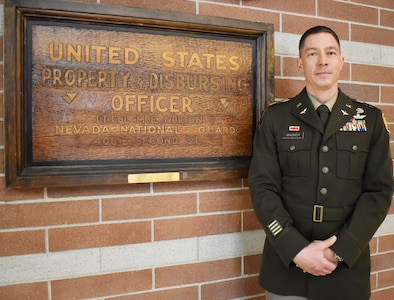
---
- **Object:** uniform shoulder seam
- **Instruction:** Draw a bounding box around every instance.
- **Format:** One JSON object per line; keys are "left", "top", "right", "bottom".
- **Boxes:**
{"left": 354, "top": 99, "right": 377, "bottom": 109}
{"left": 268, "top": 98, "right": 291, "bottom": 107}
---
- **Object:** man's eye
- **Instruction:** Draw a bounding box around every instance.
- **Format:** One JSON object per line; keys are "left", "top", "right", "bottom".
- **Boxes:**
{"left": 308, "top": 52, "right": 317, "bottom": 57}
{"left": 328, "top": 51, "right": 337, "bottom": 56}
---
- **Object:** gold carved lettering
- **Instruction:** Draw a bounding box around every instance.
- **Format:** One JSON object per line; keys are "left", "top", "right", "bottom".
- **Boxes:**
{"left": 111, "top": 94, "right": 193, "bottom": 113}
{"left": 149, "top": 72, "right": 249, "bottom": 93}
{"left": 41, "top": 68, "right": 132, "bottom": 88}
{"left": 198, "top": 126, "right": 236, "bottom": 134}
{"left": 120, "top": 125, "right": 180, "bottom": 135}
{"left": 49, "top": 43, "right": 140, "bottom": 65}
{"left": 55, "top": 125, "right": 111, "bottom": 135}
{"left": 162, "top": 51, "right": 240, "bottom": 70}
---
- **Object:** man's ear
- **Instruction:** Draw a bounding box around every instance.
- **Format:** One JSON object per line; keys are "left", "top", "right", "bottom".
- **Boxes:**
{"left": 297, "top": 58, "right": 303, "bottom": 71}
{"left": 339, "top": 55, "right": 344, "bottom": 71}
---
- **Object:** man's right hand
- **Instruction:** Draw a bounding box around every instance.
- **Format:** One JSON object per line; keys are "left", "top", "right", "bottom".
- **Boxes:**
{"left": 293, "top": 235, "right": 339, "bottom": 276}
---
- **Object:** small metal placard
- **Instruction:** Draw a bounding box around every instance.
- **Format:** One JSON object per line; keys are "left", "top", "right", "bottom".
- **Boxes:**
{"left": 128, "top": 172, "right": 180, "bottom": 184}
{"left": 4, "top": 0, "right": 274, "bottom": 187}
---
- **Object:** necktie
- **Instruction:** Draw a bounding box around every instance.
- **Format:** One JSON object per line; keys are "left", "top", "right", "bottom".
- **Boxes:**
{"left": 317, "top": 105, "right": 330, "bottom": 129}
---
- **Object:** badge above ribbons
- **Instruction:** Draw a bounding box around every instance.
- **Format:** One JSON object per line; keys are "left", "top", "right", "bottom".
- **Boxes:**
{"left": 340, "top": 107, "right": 367, "bottom": 132}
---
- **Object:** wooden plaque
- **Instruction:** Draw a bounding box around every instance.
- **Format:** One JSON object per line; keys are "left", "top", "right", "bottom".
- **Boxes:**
{"left": 4, "top": 0, "right": 274, "bottom": 187}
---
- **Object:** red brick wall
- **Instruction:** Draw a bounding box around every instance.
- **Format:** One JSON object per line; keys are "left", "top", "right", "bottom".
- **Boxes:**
{"left": 0, "top": 0, "right": 393, "bottom": 299}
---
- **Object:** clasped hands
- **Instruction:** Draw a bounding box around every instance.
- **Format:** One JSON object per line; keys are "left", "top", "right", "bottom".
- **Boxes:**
{"left": 293, "top": 235, "right": 339, "bottom": 276}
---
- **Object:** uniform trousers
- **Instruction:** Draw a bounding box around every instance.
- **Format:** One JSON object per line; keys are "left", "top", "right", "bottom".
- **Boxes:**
{"left": 266, "top": 291, "right": 309, "bottom": 300}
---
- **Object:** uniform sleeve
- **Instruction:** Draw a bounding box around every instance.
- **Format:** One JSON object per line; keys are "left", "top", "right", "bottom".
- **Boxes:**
{"left": 248, "top": 108, "right": 310, "bottom": 267}
{"left": 331, "top": 109, "right": 393, "bottom": 267}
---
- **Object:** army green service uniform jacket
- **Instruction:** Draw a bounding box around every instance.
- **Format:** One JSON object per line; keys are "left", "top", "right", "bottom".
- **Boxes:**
{"left": 248, "top": 88, "right": 393, "bottom": 300}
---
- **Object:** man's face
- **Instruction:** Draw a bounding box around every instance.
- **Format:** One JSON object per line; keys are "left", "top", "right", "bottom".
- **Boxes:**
{"left": 297, "top": 32, "right": 344, "bottom": 94}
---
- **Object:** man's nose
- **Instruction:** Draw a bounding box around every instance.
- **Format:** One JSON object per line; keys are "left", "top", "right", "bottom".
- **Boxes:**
{"left": 317, "top": 53, "right": 328, "bottom": 65}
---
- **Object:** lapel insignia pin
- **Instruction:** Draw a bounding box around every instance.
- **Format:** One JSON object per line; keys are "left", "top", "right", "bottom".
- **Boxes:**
{"left": 346, "top": 104, "right": 352, "bottom": 109}
{"left": 300, "top": 108, "right": 307, "bottom": 115}
{"left": 341, "top": 110, "right": 349, "bottom": 116}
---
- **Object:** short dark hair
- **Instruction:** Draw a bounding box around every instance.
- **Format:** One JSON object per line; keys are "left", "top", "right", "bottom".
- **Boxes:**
{"left": 299, "top": 26, "right": 341, "bottom": 57}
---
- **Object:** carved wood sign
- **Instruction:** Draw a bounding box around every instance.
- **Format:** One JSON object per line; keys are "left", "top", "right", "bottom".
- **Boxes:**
{"left": 4, "top": 0, "right": 274, "bottom": 187}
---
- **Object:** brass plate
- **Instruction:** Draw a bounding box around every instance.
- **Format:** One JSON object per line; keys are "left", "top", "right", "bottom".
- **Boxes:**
{"left": 128, "top": 172, "right": 180, "bottom": 183}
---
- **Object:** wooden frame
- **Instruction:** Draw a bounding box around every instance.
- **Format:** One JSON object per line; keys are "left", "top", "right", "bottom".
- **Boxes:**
{"left": 4, "top": 0, "right": 274, "bottom": 187}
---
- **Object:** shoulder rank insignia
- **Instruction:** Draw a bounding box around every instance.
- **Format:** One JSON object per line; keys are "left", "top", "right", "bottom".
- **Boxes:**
{"left": 269, "top": 98, "right": 289, "bottom": 106}
{"left": 355, "top": 100, "right": 376, "bottom": 109}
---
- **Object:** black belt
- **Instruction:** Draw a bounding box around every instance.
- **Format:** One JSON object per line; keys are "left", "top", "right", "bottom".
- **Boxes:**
{"left": 286, "top": 202, "right": 354, "bottom": 223}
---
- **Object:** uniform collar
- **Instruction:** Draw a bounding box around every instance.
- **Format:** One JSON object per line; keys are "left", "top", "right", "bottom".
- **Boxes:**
{"left": 307, "top": 92, "right": 338, "bottom": 112}
{"left": 291, "top": 88, "right": 356, "bottom": 136}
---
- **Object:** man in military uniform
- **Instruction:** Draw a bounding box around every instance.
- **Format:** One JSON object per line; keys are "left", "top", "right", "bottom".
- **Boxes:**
{"left": 248, "top": 26, "right": 393, "bottom": 300}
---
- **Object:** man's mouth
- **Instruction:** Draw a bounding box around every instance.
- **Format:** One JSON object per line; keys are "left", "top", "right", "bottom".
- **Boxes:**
{"left": 315, "top": 70, "right": 332, "bottom": 76}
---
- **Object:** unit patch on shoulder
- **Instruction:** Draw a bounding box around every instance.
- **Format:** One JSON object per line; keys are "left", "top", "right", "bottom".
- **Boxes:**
{"left": 382, "top": 113, "right": 390, "bottom": 133}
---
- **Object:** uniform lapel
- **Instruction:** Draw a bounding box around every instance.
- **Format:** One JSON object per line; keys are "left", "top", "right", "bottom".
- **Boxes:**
{"left": 290, "top": 88, "right": 357, "bottom": 138}
{"left": 291, "top": 88, "right": 324, "bottom": 133}
{"left": 324, "top": 91, "right": 356, "bottom": 139}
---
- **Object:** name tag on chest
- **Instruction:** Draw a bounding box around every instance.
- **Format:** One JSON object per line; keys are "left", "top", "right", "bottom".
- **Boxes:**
{"left": 282, "top": 132, "right": 305, "bottom": 139}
